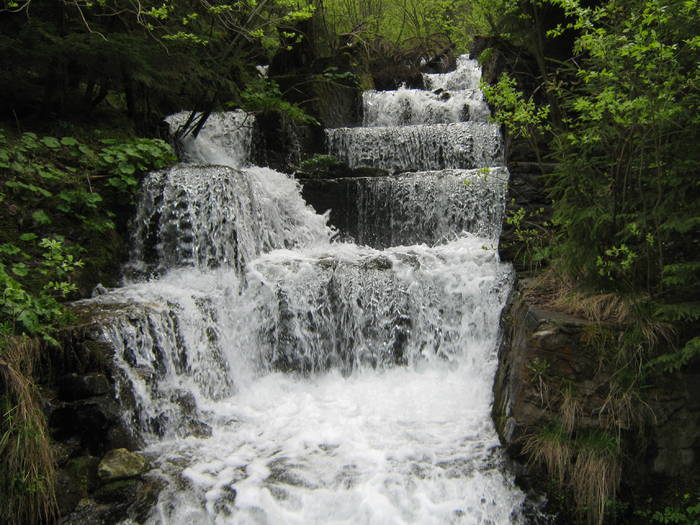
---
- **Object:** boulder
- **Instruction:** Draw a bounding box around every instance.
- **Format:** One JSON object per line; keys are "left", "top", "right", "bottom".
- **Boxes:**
{"left": 97, "top": 448, "right": 147, "bottom": 482}
{"left": 57, "top": 373, "right": 111, "bottom": 401}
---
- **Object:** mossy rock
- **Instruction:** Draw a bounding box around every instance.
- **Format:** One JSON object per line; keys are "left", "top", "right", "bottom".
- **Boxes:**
{"left": 55, "top": 455, "right": 100, "bottom": 515}
{"left": 97, "top": 448, "right": 147, "bottom": 481}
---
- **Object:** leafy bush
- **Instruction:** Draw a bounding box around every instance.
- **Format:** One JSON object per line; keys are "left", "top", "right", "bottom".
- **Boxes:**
{"left": 0, "top": 128, "right": 175, "bottom": 344}
{"left": 544, "top": 0, "right": 700, "bottom": 371}
{"left": 482, "top": 0, "right": 700, "bottom": 372}
{"left": 637, "top": 493, "right": 700, "bottom": 524}
{"left": 98, "top": 138, "right": 176, "bottom": 196}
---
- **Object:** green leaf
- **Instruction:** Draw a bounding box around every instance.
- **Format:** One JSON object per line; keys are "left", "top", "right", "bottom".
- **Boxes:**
{"left": 0, "top": 243, "right": 21, "bottom": 255}
{"left": 78, "top": 144, "right": 96, "bottom": 156}
{"left": 41, "top": 136, "right": 61, "bottom": 148}
{"left": 19, "top": 233, "right": 38, "bottom": 241}
{"left": 119, "top": 164, "right": 136, "bottom": 175}
{"left": 32, "top": 210, "right": 52, "bottom": 225}
{"left": 60, "top": 137, "right": 80, "bottom": 146}
{"left": 11, "top": 263, "right": 29, "bottom": 277}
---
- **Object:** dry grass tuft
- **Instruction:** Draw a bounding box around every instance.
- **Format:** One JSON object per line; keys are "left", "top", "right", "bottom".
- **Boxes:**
{"left": 524, "top": 269, "right": 639, "bottom": 324}
{"left": 571, "top": 439, "right": 621, "bottom": 525}
{"left": 0, "top": 336, "right": 57, "bottom": 524}
{"left": 523, "top": 423, "right": 572, "bottom": 485}
{"left": 560, "top": 387, "right": 581, "bottom": 436}
{"left": 524, "top": 419, "right": 622, "bottom": 525}
{"left": 599, "top": 379, "right": 655, "bottom": 433}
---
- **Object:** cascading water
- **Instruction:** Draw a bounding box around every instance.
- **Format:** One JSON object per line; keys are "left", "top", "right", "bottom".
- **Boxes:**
{"left": 362, "top": 88, "right": 490, "bottom": 126}
{"left": 82, "top": 55, "right": 526, "bottom": 523}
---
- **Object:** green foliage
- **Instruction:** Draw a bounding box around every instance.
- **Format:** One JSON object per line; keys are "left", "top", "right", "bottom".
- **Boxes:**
{"left": 0, "top": 128, "right": 175, "bottom": 344}
{"left": 542, "top": 0, "right": 700, "bottom": 370}
{"left": 647, "top": 336, "right": 700, "bottom": 373}
{"left": 637, "top": 493, "right": 700, "bottom": 524}
{"left": 504, "top": 204, "right": 553, "bottom": 271}
{"left": 239, "top": 78, "right": 319, "bottom": 125}
{"left": 298, "top": 154, "right": 342, "bottom": 172}
{"left": 482, "top": 73, "right": 550, "bottom": 139}
{"left": 0, "top": 0, "right": 316, "bottom": 129}
{"left": 97, "top": 138, "right": 176, "bottom": 195}
{"left": 1, "top": 234, "right": 84, "bottom": 344}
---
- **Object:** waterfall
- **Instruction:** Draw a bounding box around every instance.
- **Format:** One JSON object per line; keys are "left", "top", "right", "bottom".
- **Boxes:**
{"left": 321, "top": 167, "right": 510, "bottom": 248}
{"left": 362, "top": 88, "right": 490, "bottom": 126}
{"left": 326, "top": 122, "right": 503, "bottom": 173}
{"left": 128, "top": 112, "right": 330, "bottom": 276}
{"left": 82, "top": 55, "right": 526, "bottom": 523}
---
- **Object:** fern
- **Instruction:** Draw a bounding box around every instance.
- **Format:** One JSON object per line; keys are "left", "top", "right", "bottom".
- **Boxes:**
{"left": 647, "top": 337, "right": 700, "bottom": 373}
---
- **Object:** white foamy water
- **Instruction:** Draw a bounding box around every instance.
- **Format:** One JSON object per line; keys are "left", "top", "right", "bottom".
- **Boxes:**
{"left": 150, "top": 364, "right": 523, "bottom": 525}
{"left": 165, "top": 111, "right": 255, "bottom": 168}
{"left": 91, "top": 239, "right": 523, "bottom": 524}
{"left": 326, "top": 122, "right": 503, "bottom": 173}
{"left": 128, "top": 114, "right": 331, "bottom": 276}
{"left": 328, "top": 167, "right": 510, "bottom": 248}
{"left": 363, "top": 87, "right": 489, "bottom": 127}
{"left": 423, "top": 56, "right": 483, "bottom": 92}
{"left": 83, "top": 55, "right": 525, "bottom": 524}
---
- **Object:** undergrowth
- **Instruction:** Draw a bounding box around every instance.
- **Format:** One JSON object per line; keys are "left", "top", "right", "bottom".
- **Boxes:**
{"left": 0, "top": 126, "right": 176, "bottom": 523}
{"left": 0, "top": 337, "right": 56, "bottom": 524}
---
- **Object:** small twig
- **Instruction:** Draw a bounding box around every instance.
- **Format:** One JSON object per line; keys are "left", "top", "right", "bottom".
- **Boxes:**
{"left": 11, "top": 110, "right": 22, "bottom": 134}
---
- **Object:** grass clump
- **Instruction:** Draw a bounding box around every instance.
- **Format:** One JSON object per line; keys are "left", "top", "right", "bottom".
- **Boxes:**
{"left": 0, "top": 336, "right": 57, "bottom": 524}
{"left": 524, "top": 422, "right": 621, "bottom": 525}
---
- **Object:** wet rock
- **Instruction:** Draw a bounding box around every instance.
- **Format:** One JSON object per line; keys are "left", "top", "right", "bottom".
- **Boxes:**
{"left": 55, "top": 469, "right": 84, "bottom": 516}
{"left": 93, "top": 477, "right": 163, "bottom": 521}
{"left": 61, "top": 499, "right": 106, "bottom": 525}
{"left": 169, "top": 389, "right": 213, "bottom": 438}
{"left": 97, "top": 448, "right": 148, "bottom": 481}
{"left": 63, "top": 476, "right": 165, "bottom": 525}
{"left": 52, "top": 436, "right": 82, "bottom": 467}
{"left": 50, "top": 397, "right": 122, "bottom": 455}
{"left": 57, "top": 373, "right": 111, "bottom": 401}
{"left": 362, "top": 255, "right": 393, "bottom": 271}
{"left": 55, "top": 456, "right": 101, "bottom": 515}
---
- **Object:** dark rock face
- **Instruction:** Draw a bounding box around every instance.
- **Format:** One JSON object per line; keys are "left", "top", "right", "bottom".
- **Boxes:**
{"left": 57, "top": 373, "right": 111, "bottom": 401}
{"left": 252, "top": 112, "right": 327, "bottom": 173}
{"left": 299, "top": 177, "right": 364, "bottom": 243}
{"left": 493, "top": 291, "right": 601, "bottom": 448}
{"left": 494, "top": 282, "right": 700, "bottom": 514}
{"left": 297, "top": 166, "right": 392, "bottom": 246}
{"left": 645, "top": 369, "right": 700, "bottom": 476}
{"left": 497, "top": 163, "right": 553, "bottom": 271}
{"left": 46, "top": 311, "right": 163, "bottom": 522}
{"left": 49, "top": 321, "right": 141, "bottom": 457}
{"left": 62, "top": 475, "right": 165, "bottom": 525}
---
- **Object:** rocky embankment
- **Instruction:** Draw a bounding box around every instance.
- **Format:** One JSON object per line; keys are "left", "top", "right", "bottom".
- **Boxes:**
{"left": 494, "top": 280, "right": 700, "bottom": 519}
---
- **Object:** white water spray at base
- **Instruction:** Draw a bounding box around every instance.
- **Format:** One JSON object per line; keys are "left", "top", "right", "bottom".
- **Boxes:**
{"left": 150, "top": 364, "right": 523, "bottom": 525}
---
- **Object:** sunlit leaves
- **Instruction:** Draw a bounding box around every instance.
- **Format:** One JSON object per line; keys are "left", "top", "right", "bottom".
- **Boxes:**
{"left": 482, "top": 73, "right": 550, "bottom": 138}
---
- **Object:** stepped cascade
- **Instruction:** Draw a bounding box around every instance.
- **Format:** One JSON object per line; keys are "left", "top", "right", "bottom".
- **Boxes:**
{"left": 82, "top": 55, "right": 526, "bottom": 523}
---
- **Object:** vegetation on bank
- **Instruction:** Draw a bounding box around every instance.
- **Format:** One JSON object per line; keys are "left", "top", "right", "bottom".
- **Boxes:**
{"left": 484, "top": 0, "right": 699, "bottom": 368}
{"left": 479, "top": 0, "right": 699, "bottom": 523}
{"left": 0, "top": 127, "right": 175, "bottom": 523}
